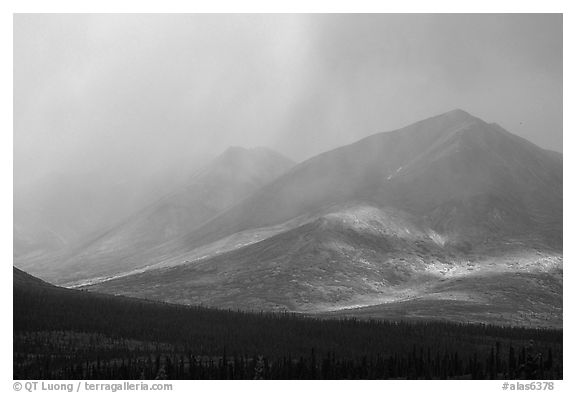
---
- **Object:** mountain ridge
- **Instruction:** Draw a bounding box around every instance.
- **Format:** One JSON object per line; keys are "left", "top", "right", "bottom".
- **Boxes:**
{"left": 158, "top": 109, "right": 561, "bottom": 256}
{"left": 84, "top": 109, "right": 561, "bottom": 326}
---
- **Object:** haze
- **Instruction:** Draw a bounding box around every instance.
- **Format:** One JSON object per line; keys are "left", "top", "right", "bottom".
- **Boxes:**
{"left": 14, "top": 13, "right": 562, "bottom": 246}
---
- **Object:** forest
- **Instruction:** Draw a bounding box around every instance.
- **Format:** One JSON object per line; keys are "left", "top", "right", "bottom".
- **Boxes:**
{"left": 14, "top": 272, "right": 562, "bottom": 380}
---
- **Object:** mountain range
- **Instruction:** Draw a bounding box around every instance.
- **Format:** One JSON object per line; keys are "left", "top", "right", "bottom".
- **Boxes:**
{"left": 14, "top": 109, "right": 563, "bottom": 327}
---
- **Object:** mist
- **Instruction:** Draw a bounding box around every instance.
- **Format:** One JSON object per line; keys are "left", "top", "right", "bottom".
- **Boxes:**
{"left": 14, "top": 13, "right": 562, "bottom": 248}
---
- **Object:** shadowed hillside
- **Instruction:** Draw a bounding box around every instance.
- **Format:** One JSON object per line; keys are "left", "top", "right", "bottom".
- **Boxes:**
{"left": 14, "top": 268, "right": 562, "bottom": 380}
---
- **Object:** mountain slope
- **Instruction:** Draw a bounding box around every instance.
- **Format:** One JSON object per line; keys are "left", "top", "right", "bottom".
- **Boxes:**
{"left": 14, "top": 164, "right": 197, "bottom": 260}
{"left": 96, "top": 109, "right": 561, "bottom": 274}
{"left": 13, "top": 266, "right": 56, "bottom": 290}
{"left": 87, "top": 202, "right": 461, "bottom": 308}
{"left": 89, "top": 201, "right": 562, "bottom": 327}
{"left": 86, "top": 109, "right": 562, "bottom": 325}
{"left": 157, "top": 110, "right": 559, "bottom": 257}
{"left": 19, "top": 147, "right": 294, "bottom": 284}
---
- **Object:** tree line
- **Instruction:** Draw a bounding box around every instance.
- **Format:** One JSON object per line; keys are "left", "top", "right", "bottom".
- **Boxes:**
{"left": 14, "top": 278, "right": 562, "bottom": 379}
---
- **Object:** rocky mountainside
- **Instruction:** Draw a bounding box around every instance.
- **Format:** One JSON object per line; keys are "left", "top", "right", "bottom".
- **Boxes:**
{"left": 85, "top": 110, "right": 562, "bottom": 326}
{"left": 149, "top": 109, "right": 561, "bottom": 258}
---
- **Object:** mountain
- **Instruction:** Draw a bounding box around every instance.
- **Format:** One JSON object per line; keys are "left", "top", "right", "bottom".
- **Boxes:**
{"left": 18, "top": 147, "right": 294, "bottom": 284}
{"left": 178, "top": 109, "right": 561, "bottom": 249}
{"left": 86, "top": 109, "right": 562, "bottom": 326}
{"left": 90, "top": 202, "right": 562, "bottom": 327}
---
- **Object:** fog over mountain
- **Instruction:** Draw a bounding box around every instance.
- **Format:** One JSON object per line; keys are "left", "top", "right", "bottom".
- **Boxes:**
{"left": 14, "top": 14, "right": 562, "bottom": 260}
{"left": 12, "top": 13, "right": 565, "bottom": 383}
{"left": 13, "top": 14, "right": 563, "bottom": 331}
{"left": 17, "top": 147, "right": 294, "bottom": 282}
{"left": 80, "top": 110, "right": 562, "bottom": 327}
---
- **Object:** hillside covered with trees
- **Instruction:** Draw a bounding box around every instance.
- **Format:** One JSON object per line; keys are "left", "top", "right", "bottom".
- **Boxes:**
{"left": 14, "top": 268, "right": 562, "bottom": 380}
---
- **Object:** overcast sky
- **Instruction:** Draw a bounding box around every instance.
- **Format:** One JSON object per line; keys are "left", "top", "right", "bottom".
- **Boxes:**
{"left": 14, "top": 13, "right": 562, "bottom": 193}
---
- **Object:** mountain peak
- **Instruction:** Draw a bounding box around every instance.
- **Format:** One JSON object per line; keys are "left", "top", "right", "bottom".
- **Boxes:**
{"left": 219, "top": 145, "right": 251, "bottom": 157}
{"left": 216, "top": 146, "right": 266, "bottom": 164}
{"left": 445, "top": 108, "right": 472, "bottom": 116}
{"left": 438, "top": 108, "right": 477, "bottom": 123}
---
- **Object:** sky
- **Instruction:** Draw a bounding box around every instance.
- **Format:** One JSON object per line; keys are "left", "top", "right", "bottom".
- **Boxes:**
{"left": 13, "top": 14, "right": 563, "bottom": 242}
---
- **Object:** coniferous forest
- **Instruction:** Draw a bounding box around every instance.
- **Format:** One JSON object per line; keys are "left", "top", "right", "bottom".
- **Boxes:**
{"left": 13, "top": 269, "right": 562, "bottom": 380}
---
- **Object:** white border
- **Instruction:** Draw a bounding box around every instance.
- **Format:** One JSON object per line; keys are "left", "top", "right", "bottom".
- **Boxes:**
{"left": 2, "top": 2, "right": 573, "bottom": 392}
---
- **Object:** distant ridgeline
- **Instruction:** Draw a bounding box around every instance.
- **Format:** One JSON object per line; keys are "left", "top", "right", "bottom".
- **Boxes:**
{"left": 14, "top": 268, "right": 562, "bottom": 380}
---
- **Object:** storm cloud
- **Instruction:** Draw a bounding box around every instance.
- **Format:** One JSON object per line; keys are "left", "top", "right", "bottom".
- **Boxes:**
{"left": 14, "top": 13, "right": 562, "bottom": 242}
